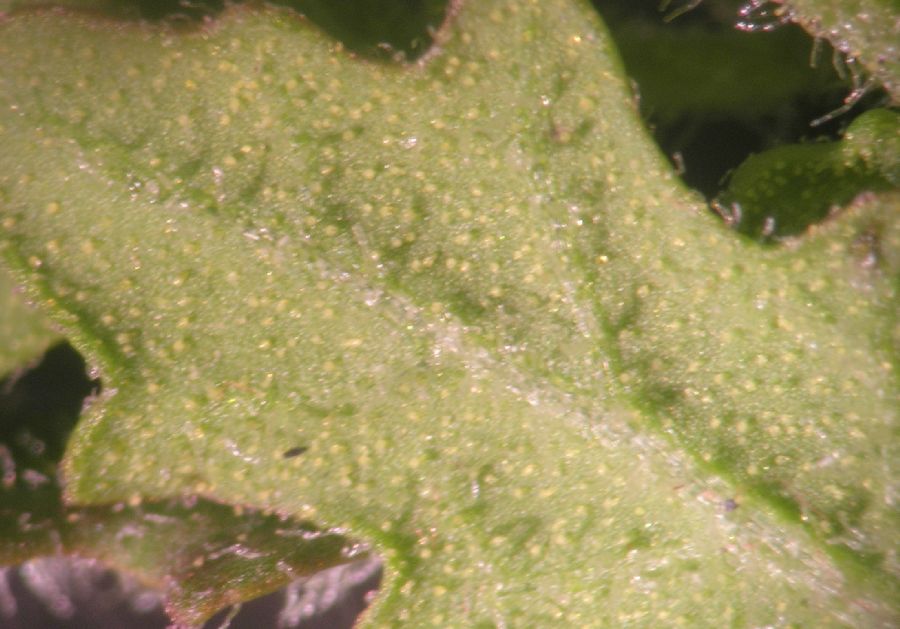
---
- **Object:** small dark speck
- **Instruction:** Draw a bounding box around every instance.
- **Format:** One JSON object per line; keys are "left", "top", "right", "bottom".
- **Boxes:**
{"left": 724, "top": 498, "right": 738, "bottom": 512}
{"left": 94, "top": 568, "right": 119, "bottom": 591}
{"left": 282, "top": 446, "right": 308, "bottom": 459}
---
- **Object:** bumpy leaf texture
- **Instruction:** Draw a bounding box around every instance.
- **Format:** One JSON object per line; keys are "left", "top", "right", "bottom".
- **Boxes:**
{"left": 0, "top": 268, "right": 56, "bottom": 375}
{"left": 0, "top": 0, "right": 897, "bottom": 625}
{"left": 718, "top": 108, "right": 900, "bottom": 239}
{"left": 782, "top": 0, "right": 900, "bottom": 100}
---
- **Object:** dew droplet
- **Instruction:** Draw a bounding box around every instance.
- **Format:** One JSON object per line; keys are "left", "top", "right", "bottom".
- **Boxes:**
{"left": 736, "top": 0, "right": 793, "bottom": 32}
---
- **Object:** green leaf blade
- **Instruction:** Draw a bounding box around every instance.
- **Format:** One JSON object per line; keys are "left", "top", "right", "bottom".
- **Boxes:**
{"left": 0, "top": 266, "right": 57, "bottom": 376}
{"left": 0, "top": 0, "right": 897, "bottom": 625}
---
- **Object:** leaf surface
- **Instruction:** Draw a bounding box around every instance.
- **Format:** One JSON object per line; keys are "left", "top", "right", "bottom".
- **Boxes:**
{"left": 783, "top": 0, "right": 900, "bottom": 99}
{"left": 0, "top": 332, "right": 358, "bottom": 628}
{"left": 0, "top": 0, "right": 897, "bottom": 625}
{"left": 717, "top": 108, "right": 900, "bottom": 238}
{"left": 0, "top": 268, "right": 57, "bottom": 376}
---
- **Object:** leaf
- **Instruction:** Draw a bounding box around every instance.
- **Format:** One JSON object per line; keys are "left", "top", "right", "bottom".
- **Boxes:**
{"left": 0, "top": 267, "right": 57, "bottom": 377}
{"left": 0, "top": 0, "right": 897, "bottom": 625}
{"left": 782, "top": 0, "right": 900, "bottom": 99}
{"left": 716, "top": 108, "right": 900, "bottom": 239}
{"left": 0, "top": 343, "right": 360, "bottom": 626}
{"left": 0, "top": 487, "right": 361, "bottom": 625}
{"left": 0, "top": 0, "right": 450, "bottom": 59}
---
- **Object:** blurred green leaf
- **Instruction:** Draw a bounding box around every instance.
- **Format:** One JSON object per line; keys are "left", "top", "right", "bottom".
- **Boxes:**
{"left": 606, "top": 17, "right": 845, "bottom": 125}
{"left": 717, "top": 108, "right": 899, "bottom": 239}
